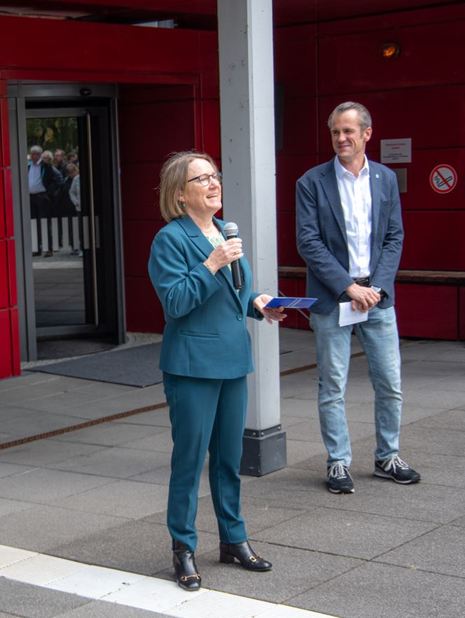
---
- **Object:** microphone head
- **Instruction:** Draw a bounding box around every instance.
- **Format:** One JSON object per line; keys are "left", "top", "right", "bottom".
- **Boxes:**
{"left": 224, "top": 221, "right": 239, "bottom": 238}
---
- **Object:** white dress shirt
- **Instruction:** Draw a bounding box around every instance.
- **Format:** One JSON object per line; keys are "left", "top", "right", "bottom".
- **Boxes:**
{"left": 28, "top": 162, "right": 46, "bottom": 194}
{"left": 334, "top": 156, "right": 372, "bottom": 278}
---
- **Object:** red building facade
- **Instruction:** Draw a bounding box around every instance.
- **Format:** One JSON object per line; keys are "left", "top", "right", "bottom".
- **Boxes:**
{"left": 0, "top": 0, "right": 464, "bottom": 380}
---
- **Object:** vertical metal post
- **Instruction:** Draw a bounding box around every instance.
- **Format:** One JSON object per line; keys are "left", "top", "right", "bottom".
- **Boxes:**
{"left": 85, "top": 112, "right": 99, "bottom": 325}
{"left": 217, "top": 0, "right": 286, "bottom": 475}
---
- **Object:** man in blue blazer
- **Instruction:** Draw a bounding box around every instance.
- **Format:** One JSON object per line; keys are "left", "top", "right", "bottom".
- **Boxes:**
{"left": 296, "top": 101, "right": 420, "bottom": 494}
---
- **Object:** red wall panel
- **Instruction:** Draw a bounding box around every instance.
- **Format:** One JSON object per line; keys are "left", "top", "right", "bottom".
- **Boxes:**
{"left": 7, "top": 238, "right": 17, "bottom": 306}
{"left": 123, "top": 220, "right": 161, "bottom": 278}
{"left": 3, "top": 168, "right": 13, "bottom": 238}
{"left": 401, "top": 212, "right": 465, "bottom": 271}
{"left": 396, "top": 284, "right": 458, "bottom": 340}
{"left": 119, "top": 100, "right": 196, "bottom": 164}
{"left": 0, "top": 308, "right": 11, "bottom": 378}
{"left": 276, "top": 154, "right": 316, "bottom": 215}
{"left": 459, "top": 288, "right": 465, "bottom": 340}
{"left": 394, "top": 149, "right": 465, "bottom": 213}
{"left": 275, "top": 26, "right": 317, "bottom": 99}
{"left": 318, "top": 18, "right": 465, "bottom": 96}
{"left": 120, "top": 162, "right": 164, "bottom": 222}
{"left": 0, "top": 16, "right": 211, "bottom": 78}
{"left": 199, "top": 99, "right": 221, "bottom": 159}
{"left": 119, "top": 83, "right": 202, "bottom": 333}
{"left": 276, "top": 4, "right": 465, "bottom": 339}
{"left": 0, "top": 239, "right": 7, "bottom": 309}
{"left": 0, "top": 167, "right": 4, "bottom": 240}
{"left": 125, "top": 275, "right": 164, "bottom": 333}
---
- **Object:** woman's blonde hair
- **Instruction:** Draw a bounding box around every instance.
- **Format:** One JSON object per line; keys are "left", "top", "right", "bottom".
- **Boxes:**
{"left": 158, "top": 151, "right": 218, "bottom": 222}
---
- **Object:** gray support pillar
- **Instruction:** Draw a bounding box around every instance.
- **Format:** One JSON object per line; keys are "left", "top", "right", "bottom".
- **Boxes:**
{"left": 217, "top": 0, "right": 286, "bottom": 476}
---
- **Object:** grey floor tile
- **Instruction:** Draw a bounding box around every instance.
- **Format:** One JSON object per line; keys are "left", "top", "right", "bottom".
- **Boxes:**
{"left": 396, "top": 451, "right": 465, "bottom": 488}
{"left": 450, "top": 511, "right": 465, "bottom": 528}
{"left": 52, "top": 423, "right": 167, "bottom": 447}
{"left": 280, "top": 371, "right": 318, "bottom": 400}
{"left": 396, "top": 424, "right": 465, "bottom": 457}
{"left": 119, "top": 429, "right": 173, "bottom": 453}
{"left": 400, "top": 387, "right": 465, "bottom": 412}
{"left": 56, "top": 601, "right": 170, "bottom": 617}
{"left": 145, "top": 493, "right": 308, "bottom": 538}
{"left": 399, "top": 340, "right": 465, "bottom": 363}
{"left": 0, "top": 462, "right": 34, "bottom": 478}
{"left": 0, "top": 440, "right": 104, "bottom": 467}
{"left": 55, "top": 479, "right": 169, "bottom": 519}
{"left": 0, "top": 468, "right": 116, "bottom": 503}
{"left": 49, "top": 447, "right": 168, "bottom": 480}
{"left": 288, "top": 561, "right": 465, "bottom": 618}
{"left": 0, "top": 404, "right": 43, "bottom": 421}
{"left": 128, "top": 464, "right": 172, "bottom": 486}
{"left": 283, "top": 418, "right": 327, "bottom": 442}
{"left": 254, "top": 507, "right": 435, "bottom": 560}
{"left": 189, "top": 543, "right": 362, "bottom": 604}
{"left": 0, "top": 411, "right": 87, "bottom": 441}
{"left": 281, "top": 398, "right": 318, "bottom": 420}
{"left": 113, "top": 409, "right": 171, "bottom": 428}
{"left": 0, "top": 577, "right": 87, "bottom": 617}
{"left": 377, "top": 524, "right": 465, "bottom": 578}
{"left": 54, "top": 519, "right": 216, "bottom": 576}
{"left": 0, "top": 504, "right": 125, "bottom": 552}
{"left": 241, "top": 465, "right": 325, "bottom": 507}
{"left": 0, "top": 497, "right": 37, "bottom": 518}
{"left": 244, "top": 462, "right": 465, "bottom": 525}
{"left": 410, "top": 408, "right": 465, "bottom": 432}
{"left": 285, "top": 439, "right": 326, "bottom": 465}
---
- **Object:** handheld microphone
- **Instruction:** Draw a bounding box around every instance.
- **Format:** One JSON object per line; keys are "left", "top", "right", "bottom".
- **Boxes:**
{"left": 223, "top": 221, "right": 243, "bottom": 290}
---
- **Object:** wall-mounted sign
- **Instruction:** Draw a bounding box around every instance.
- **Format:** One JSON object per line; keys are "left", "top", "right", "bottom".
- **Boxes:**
{"left": 429, "top": 164, "right": 457, "bottom": 194}
{"left": 380, "top": 138, "right": 412, "bottom": 163}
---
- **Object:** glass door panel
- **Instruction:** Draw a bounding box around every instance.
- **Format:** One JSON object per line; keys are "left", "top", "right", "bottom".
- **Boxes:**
{"left": 26, "top": 107, "right": 111, "bottom": 336}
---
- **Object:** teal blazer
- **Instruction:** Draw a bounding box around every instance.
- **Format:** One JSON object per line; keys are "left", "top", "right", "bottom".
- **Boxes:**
{"left": 148, "top": 215, "right": 262, "bottom": 379}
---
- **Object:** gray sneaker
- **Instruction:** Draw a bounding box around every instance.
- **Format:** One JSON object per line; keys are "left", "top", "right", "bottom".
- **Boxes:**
{"left": 374, "top": 455, "right": 420, "bottom": 484}
{"left": 327, "top": 462, "right": 354, "bottom": 494}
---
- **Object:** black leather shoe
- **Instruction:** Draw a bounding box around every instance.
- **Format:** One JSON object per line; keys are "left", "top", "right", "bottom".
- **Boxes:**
{"left": 219, "top": 541, "right": 272, "bottom": 571}
{"left": 173, "top": 541, "right": 201, "bottom": 591}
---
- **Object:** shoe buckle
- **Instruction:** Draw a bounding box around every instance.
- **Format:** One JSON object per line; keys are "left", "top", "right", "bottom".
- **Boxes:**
{"left": 180, "top": 574, "right": 200, "bottom": 582}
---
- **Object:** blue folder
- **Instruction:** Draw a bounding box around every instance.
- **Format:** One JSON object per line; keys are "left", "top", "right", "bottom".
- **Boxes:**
{"left": 265, "top": 297, "right": 317, "bottom": 309}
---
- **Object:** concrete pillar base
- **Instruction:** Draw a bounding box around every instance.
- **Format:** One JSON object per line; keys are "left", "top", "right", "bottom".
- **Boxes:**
{"left": 240, "top": 425, "right": 287, "bottom": 477}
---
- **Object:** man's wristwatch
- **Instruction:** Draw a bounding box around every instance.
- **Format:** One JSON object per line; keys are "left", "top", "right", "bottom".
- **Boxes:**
{"left": 371, "top": 286, "right": 386, "bottom": 299}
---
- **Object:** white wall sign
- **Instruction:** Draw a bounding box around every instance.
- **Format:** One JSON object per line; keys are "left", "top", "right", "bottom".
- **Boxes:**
{"left": 380, "top": 138, "right": 412, "bottom": 163}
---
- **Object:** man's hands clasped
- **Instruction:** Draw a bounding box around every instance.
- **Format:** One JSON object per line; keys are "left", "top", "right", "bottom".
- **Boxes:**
{"left": 345, "top": 283, "right": 381, "bottom": 312}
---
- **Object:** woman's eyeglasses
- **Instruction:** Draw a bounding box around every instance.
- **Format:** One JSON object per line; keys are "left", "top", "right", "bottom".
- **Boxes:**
{"left": 187, "top": 172, "right": 222, "bottom": 187}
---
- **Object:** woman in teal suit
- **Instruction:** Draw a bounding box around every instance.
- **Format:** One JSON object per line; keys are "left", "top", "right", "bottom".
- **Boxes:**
{"left": 148, "top": 151, "right": 285, "bottom": 591}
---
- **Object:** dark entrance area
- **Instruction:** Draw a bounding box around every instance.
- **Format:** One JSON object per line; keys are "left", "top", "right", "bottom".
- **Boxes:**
{"left": 9, "top": 83, "right": 125, "bottom": 361}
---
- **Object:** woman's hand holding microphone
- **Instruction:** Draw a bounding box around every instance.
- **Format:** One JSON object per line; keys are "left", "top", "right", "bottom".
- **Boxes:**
{"left": 204, "top": 238, "right": 243, "bottom": 275}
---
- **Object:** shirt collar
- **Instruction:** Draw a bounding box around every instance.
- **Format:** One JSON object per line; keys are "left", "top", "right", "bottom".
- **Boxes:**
{"left": 334, "top": 155, "right": 369, "bottom": 180}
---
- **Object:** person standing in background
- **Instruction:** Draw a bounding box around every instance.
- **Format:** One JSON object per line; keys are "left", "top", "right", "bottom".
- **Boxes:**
{"left": 296, "top": 101, "right": 420, "bottom": 494}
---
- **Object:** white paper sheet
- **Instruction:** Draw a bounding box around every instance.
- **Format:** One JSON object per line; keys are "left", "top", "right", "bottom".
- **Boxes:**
{"left": 338, "top": 302, "right": 369, "bottom": 327}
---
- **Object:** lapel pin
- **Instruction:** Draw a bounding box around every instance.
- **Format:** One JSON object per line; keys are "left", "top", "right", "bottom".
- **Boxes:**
{"left": 375, "top": 174, "right": 380, "bottom": 179}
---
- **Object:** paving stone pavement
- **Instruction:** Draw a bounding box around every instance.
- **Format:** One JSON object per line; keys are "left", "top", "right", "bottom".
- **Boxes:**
{"left": 0, "top": 329, "right": 464, "bottom": 617}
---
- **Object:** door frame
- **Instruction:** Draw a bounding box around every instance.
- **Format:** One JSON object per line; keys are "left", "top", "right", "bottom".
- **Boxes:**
{"left": 8, "top": 81, "right": 126, "bottom": 361}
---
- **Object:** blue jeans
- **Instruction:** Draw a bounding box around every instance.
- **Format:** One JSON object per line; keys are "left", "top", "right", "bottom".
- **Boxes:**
{"left": 310, "top": 305, "right": 402, "bottom": 467}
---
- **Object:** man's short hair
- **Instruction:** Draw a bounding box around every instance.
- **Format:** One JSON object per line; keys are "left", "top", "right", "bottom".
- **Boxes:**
{"left": 30, "top": 145, "right": 43, "bottom": 155}
{"left": 328, "top": 102, "right": 372, "bottom": 131}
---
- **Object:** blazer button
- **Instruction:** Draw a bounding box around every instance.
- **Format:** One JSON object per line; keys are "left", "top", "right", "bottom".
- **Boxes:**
{"left": 236, "top": 314, "right": 243, "bottom": 321}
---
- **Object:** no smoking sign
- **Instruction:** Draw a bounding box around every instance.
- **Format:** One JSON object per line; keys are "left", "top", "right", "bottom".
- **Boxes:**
{"left": 429, "top": 164, "right": 458, "bottom": 194}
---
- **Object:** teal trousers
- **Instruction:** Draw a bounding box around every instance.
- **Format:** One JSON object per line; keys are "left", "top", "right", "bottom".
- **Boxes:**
{"left": 163, "top": 372, "right": 248, "bottom": 552}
